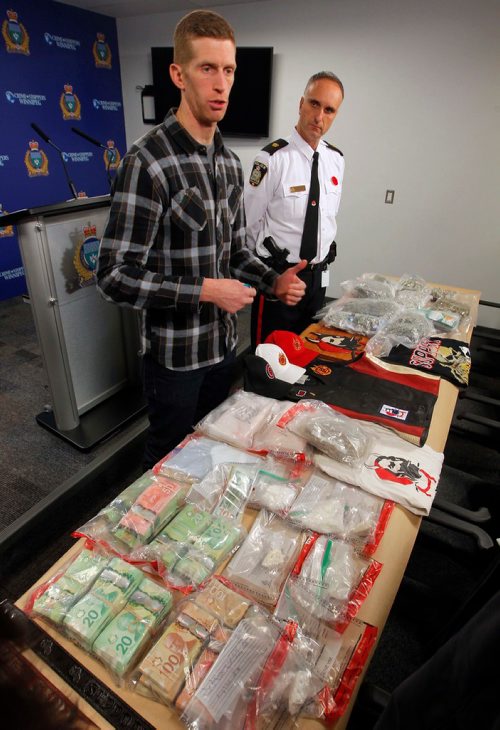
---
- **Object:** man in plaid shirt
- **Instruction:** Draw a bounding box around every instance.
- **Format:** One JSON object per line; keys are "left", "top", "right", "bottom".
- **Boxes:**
{"left": 97, "top": 10, "right": 306, "bottom": 469}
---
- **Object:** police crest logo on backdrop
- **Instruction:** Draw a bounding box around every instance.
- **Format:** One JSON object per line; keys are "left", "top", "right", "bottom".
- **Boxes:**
{"left": 60, "top": 84, "right": 81, "bottom": 120}
{"left": 104, "top": 140, "right": 120, "bottom": 169}
{"left": 24, "top": 140, "right": 49, "bottom": 177}
{"left": 2, "top": 9, "right": 30, "bottom": 55}
{"left": 93, "top": 32, "right": 112, "bottom": 68}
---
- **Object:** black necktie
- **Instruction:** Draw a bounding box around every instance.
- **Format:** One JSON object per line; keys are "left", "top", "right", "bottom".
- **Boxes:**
{"left": 299, "top": 150, "right": 320, "bottom": 261}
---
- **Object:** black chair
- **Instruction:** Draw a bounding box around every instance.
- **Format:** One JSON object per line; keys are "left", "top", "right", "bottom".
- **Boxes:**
{"left": 348, "top": 441, "right": 500, "bottom": 729}
{"left": 451, "top": 300, "right": 500, "bottom": 449}
{"left": 425, "top": 497, "right": 494, "bottom": 549}
{"left": 348, "top": 303, "right": 500, "bottom": 729}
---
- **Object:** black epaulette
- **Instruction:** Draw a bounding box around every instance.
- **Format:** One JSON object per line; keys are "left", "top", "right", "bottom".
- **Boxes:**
{"left": 324, "top": 141, "right": 343, "bottom": 156}
{"left": 262, "top": 138, "right": 289, "bottom": 155}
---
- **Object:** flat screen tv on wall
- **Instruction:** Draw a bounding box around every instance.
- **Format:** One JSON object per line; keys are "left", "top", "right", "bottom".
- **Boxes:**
{"left": 151, "top": 46, "right": 273, "bottom": 138}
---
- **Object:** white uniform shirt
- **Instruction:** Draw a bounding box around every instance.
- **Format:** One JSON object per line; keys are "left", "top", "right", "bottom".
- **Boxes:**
{"left": 244, "top": 128, "right": 345, "bottom": 264}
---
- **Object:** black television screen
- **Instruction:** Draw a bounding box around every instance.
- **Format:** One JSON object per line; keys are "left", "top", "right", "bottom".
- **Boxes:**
{"left": 151, "top": 46, "right": 273, "bottom": 138}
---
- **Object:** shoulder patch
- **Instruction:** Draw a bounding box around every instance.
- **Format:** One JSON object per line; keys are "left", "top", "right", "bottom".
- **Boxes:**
{"left": 262, "top": 138, "right": 289, "bottom": 155}
{"left": 249, "top": 160, "right": 268, "bottom": 187}
{"left": 324, "top": 141, "right": 343, "bottom": 156}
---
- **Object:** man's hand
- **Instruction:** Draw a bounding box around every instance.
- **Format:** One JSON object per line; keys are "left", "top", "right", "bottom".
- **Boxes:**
{"left": 201, "top": 278, "right": 256, "bottom": 314}
{"left": 273, "top": 260, "right": 307, "bottom": 305}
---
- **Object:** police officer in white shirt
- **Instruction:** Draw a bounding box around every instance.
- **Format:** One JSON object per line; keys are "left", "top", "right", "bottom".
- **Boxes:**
{"left": 244, "top": 71, "right": 345, "bottom": 347}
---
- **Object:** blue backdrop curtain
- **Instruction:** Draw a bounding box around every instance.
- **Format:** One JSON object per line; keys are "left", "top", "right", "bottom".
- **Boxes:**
{"left": 0, "top": 0, "right": 127, "bottom": 299}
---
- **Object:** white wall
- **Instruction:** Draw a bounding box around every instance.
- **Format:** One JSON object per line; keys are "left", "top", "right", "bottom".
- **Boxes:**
{"left": 117, "top": 0, "right": 500, "bottom": 327}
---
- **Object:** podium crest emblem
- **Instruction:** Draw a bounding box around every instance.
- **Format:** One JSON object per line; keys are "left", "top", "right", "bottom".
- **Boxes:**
{"left": 24, "top": 140, "right": 49, "bottom": 176}
{"left": 73, "top": 223, "right": 99, "bottom": 286}
{"left": 60, "top": 83, "right": 81, "bottom": 120}
{"left": 93, "top": 32, "right": 112, "bottom": 68}
{"left": 2, "top": 9, "right": 29, "bottom": 54}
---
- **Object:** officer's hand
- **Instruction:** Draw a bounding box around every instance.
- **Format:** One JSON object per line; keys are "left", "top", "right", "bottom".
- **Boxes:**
{"left": 201, "top": 278, "right": 256, "bottom": 314}
{"left": 273, "top": 260, "right": 307, "bottom": 305}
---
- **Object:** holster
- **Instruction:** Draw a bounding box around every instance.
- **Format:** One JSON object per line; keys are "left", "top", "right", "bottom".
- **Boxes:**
{"left": 260, "top": 256, "right": 290, "bottom": 275}
{"left": 261, "top": 236, "right": 291, "bottom": 274}
{"left": 327, "top": 241, "right": 337, "bottom": 264}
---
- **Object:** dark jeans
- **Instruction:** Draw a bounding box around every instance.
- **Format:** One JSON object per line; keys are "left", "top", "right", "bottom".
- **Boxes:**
{"left": 142, "top": 349, "right": 237, "bottom": 471}
{"left": 250, "top": 268, "right": 326, "bottom": 348}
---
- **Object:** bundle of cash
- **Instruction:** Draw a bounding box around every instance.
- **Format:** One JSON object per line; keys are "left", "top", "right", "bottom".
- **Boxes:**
{"left": 163, "top": 504, "right": 213, "bottom": 542}
{"left": 112, "top": 477, "right": 188, "bottom": 550}
{"left": 139, "top": 623, "right": 204, "bottom": 704}
{"left": 93, "top": 577, "right": 173, "bottom": 677}
{"left": 64, "top": 558, "right": 144, "bottom": 649}
{"left": 137, "top": 577, "right": 252, "bottom": 707}
{"left": 32, "top": 549, "right": 109, "bottom": 625}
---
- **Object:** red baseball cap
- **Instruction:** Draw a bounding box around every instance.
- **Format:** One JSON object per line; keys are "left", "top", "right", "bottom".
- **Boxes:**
{"left": 264, "top": 330, "right": 318, "bottom": 367}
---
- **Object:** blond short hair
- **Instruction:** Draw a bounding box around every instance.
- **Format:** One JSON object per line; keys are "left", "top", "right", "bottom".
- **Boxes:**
{"left": 173, "top": 10, "right": 235, "bottom": 64}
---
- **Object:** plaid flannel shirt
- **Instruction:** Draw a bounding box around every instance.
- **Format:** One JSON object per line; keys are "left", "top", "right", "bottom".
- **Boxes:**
{"left": 97, "top": 110, "right": 277, "bottom": 371}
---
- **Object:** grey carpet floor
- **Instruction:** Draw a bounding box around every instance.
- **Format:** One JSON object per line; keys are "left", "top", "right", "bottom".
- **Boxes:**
{"left": 0, "top": 297, "right": 102, "bottom": 529}
{"left": 0, "top": 296, "right": 252, "bottom": 531}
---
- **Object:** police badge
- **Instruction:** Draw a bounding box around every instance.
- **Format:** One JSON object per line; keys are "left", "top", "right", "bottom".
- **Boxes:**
{"left": 24, "top": 140, "right": 49, "bottom": 177}
{"left": 93, "top": 32, "right": 112, "bottom": 69}
{"left": 60, "top": 84, "right": 81, "bottom": 121}
{"left": 73, "top": 224, "right": 99, "bottom": 287}
{"left": 2, "top": 9, "right": 30, "bottom": 55}
{"left": 249, "top": 161, "right": 268, "bottom": 187}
